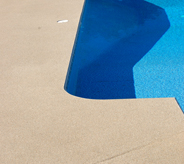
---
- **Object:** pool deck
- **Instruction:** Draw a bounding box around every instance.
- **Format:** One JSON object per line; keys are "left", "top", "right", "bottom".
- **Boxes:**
{"left": 0, "top": 0, "right": 184, "bottom": 163}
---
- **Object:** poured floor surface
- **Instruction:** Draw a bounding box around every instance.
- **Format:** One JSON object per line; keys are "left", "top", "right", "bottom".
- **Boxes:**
{"left": 0, "top": 0, "right": 184, "bottom": 163}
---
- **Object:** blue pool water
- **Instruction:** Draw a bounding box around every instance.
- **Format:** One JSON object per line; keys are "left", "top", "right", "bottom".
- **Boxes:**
{"left": 65, "top": 0, "right": 184, "bottom": 112}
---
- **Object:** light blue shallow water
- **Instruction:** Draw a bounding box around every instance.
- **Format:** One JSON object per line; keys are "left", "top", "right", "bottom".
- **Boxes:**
{"left": 134, "top": 0, "right": 184, "bottom": 111}
{"left": 65, "top": 0, "right": 184, "bottom": 112}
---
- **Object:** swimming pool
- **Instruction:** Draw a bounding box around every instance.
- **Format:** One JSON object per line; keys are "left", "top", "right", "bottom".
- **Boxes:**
{"left": 65, "top": 0, "right": 184, "bottom": 112}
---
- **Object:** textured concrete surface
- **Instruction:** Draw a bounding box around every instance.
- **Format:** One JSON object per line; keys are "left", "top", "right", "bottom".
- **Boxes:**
{"left": 0, "top": 0, "right": 184, "bottom": 163}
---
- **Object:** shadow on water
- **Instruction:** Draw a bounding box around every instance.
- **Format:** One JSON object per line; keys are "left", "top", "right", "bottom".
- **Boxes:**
{"left": 65, "top": 0, "right": 170, "bottom": 99}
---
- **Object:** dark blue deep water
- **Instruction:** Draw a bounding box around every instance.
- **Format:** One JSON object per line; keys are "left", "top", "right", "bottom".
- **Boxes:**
{"left": 65, "top": 0, "right": 184, "bottom": 112}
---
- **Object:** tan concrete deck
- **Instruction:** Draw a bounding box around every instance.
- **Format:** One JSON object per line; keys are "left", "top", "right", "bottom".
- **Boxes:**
{"left": 0, "top": 0, "right": 184, "bottom": 163}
